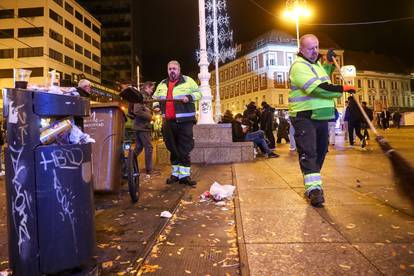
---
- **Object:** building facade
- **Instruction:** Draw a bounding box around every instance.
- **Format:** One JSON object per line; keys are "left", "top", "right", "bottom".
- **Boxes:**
{"left": 211, "top": 30, "right": 412, "bottom": 116}
{"left": 78, "top": 0, "right": 142, "bottom": 87}
{"left": 0, "top": 0, "right": 102, "bottom": 89}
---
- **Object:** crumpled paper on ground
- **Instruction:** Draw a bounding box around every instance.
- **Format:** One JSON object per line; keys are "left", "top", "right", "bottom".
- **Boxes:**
{"left": 209, "top": 181, "right": 236, "bottom": 201}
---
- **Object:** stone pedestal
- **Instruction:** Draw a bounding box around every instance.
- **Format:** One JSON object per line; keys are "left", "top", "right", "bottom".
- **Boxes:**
{"left": 156, "top": 124, "right": 254, "bottom": 165}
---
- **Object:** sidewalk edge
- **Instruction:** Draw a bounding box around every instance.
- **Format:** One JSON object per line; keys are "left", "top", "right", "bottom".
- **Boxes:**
{"left": 232, "top": 164, "right": 250, "bottom": 276}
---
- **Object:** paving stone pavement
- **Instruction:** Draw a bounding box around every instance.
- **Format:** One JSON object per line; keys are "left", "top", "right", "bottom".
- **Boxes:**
{"left": 234, "top": 128, "right": 414, "bottom": 276}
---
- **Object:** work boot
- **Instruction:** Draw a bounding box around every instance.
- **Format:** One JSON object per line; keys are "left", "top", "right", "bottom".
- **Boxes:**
{"left": 166, "top": 175, "right": 179, "bottom": 184}
{"left": 361, "top": 138, "right": 367, "bottom": 148}
{"left": 267, "top": 152, "right": 280, "bottom": 158}
{"left": 179, "top": 176, "right": 197, "bottom": 186}
{"left": 308, "top": 189, "right": 325, "bottom": 207}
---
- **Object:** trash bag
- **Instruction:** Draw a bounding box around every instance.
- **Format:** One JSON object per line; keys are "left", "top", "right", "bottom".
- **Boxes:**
{"left": 209, "top": 181, "right": 235, "bottom": 201}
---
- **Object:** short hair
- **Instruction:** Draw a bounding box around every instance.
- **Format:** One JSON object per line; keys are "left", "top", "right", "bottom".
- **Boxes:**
{"left": 167, "top": 60, "right": 181, "bottom": 69}
{"left": 234, "top": 113, "right": 243, "bottom": 119}
{"left": 362, "top": 101, "right": 367, "bottom": 105}
{"left": 141, "top": 81, "right": 155, "bottom": 89}
{"left": 299, "top": 34, "right": 318, "bottom": 48}
{"left": 78, "top": 79, "right": 91, "bottom": 88}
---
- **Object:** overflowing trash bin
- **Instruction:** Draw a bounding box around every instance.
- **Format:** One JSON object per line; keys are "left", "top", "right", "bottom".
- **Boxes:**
{"left": 2, "top": 88, "right": 96, "bottom": 276}
{"left": 84, "top": 102, "right": 125, "bottom": 192}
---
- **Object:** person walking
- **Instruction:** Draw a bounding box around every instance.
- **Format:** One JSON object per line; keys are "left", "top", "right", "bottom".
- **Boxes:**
{"left": 342, "top": 100, "right": 349, "bottom": 142}
{"left": 153, "top": 60, "right": 202, "bottom": 186}
{"left": 392, "top": 109, "right": 402, "bottom": 129}
{"left": 346, "top": 96, "right": 366, "bottom": 148}
{"left": 380, "top": 108, "right": 391, "bottom": 130}
{"left": 361, "top": 101, "right": 373, "bottom": 140}
{"left": 131, "top": 81, "right": 160, "bottom": 178}
{"left": 260, "top": 102, "right": 276, "bottom": 149}
{"left": 288, "top": 34, "right": 356, "bottom": 207}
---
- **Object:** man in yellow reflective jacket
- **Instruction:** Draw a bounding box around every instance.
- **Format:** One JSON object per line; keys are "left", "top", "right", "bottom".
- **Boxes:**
{"left": 289, "top": 34, "right": 356, "bottom": 207}
{"left": 154, "top": 60, "right": 202, "bottom": 186}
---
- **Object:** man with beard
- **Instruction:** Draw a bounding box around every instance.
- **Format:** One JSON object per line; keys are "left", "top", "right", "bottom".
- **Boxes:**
{"left": 153, "top": 60, "right": 202, "bottom": 186}
{"left": 288, "top": 34, "right": 356, "bottom": 207}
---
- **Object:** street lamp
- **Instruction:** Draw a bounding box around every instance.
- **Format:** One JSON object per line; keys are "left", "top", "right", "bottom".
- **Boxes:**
{"left": 283, "top": 0, "right": 311, "bottom": 49}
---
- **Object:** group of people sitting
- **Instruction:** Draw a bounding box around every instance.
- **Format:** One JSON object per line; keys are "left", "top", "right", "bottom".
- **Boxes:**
{"left": 221, "top": 101, "right": 280, "bottom": 158}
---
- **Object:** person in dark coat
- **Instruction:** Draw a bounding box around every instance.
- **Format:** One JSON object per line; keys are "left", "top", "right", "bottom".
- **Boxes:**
{"left": 361, "top": 101, "right": 373, "bottom": 140}
{"left": 380, "top": 108, "right": 391, "bottom": 130}
{"left": 346, "top": 96, "right": 366, "bottom": 148}
{"left": 392, "top": 109, "right": 402, "bottom": 129}
{"left": 260, "top": 102, "right": 276, "bottom": 149}
{"left": 221, "top": 110, "right": 234, "bottom": 124}
{"left": 243, "top": 102, "right": 261, "bottom": 132}
{"left": 231, "top": 113, "right": 279, "bottom": 158}
{"left": 276, "top": 116, "right": 290, "bottom": 144}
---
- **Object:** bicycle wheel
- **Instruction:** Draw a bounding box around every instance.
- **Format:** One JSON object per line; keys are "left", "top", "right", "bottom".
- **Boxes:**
{"left": 127, "top": 149, "right": 140, "bottom": 203}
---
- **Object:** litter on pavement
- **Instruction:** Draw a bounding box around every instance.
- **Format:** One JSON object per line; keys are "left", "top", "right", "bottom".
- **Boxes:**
{"left": 160, "top": 211, "right": 173, "bottom": 218}
{"left": 208, "top": 181, "right": 236, "bottom": 201}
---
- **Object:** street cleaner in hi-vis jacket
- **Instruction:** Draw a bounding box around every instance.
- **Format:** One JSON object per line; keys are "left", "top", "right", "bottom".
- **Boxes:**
{"left": 288, "top": 34, "right": 356, "bottom": 207}
{"left": 153, "top": 60, "right": 202, "bottom": 186}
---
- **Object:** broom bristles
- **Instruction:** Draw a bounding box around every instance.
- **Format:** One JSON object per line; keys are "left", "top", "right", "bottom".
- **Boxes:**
{"left": 376, "top": 136, "right": 414, "bottom": 205}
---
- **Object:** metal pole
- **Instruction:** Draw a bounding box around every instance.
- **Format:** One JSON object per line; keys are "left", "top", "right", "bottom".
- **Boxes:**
{"left": 198, "top": 0, "right": 215, "bottom": 124}
{"left": 212, "top": 0, "right": 222, "bottom": 122}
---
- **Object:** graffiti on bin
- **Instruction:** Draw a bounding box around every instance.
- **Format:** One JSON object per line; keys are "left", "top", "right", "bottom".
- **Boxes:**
{"left": 9, "top": 144, "right": 33, "bottom": 256}
{"left": 39, "top": 148, "right": 84, "bottom": 171}
{"left": 8, "top": 101, "right": 29, "bottom": 146}
{"left": 53, "top": 169, "right": 78, "bottom": 253}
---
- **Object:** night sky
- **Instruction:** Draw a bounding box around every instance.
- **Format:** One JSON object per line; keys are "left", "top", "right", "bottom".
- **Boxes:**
{"left": 140, "top": 0, "right": 414, "bottom": 82}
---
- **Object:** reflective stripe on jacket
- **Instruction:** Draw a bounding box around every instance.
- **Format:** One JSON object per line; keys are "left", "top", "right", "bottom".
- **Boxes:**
{"left": 154, "top": 75, "right": 202, "bottom": 123}
{"left": 288, "top": 56, "right": 336, "bottom": 116}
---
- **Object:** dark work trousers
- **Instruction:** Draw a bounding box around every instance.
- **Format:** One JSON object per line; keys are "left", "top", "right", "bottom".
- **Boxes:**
{"left": 361, "top": 122, "right": 370, "bottom": 140}
{"left": 348, "top": 120, "right": 364, "bottom": 145}
{"left": 162, "top": 120, "right": 194, "bottom": 167}
{"left": 264, "top": 129, "right": 276, "bottom": 149}
{"left": 134, "top": 131, "right": 153, "bottom": 173}
{"left": 291, "top": 114, "right": 329, "bottom": 175}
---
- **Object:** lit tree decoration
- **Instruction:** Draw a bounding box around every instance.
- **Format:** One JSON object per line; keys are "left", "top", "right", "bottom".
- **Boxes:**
{"left": 197, "top": 0, "right": 236, "bottom": 122}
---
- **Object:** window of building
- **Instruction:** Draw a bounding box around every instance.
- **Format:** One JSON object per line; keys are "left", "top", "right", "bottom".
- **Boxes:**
{"left": 368, "top": 95, "right": 373, "bottom": 106}
{"left": 278, "top": 94, "right": 284, "bottom": 105}
{"left": 0, "top": 9, "right": 14, "bottom": 19}
{"left": 84, "top": 18, "right": 92, "bottom": 28}
{"left": 49, "top": 48, "right": 62, "bottom": 62}
{"left": 253, "top": 76, "right": 259, "bottom": 91}
{"left": 224, "top": 69, "right": 229, "bottom": 80}
{"left": 75, "top": 27, "right": 83, "bottom": 38}
{"left": 75, "top": 44, "right": 83, "bottom": 54}
{"left": 49, "top": 29, "right": 63, "bottom": 43}
{"left": 64, "top": 56, "right": 73, "bottom": 67}
{"left": 247, "top": 78, "right": 252, "bottom": 92}
{"left": 287, "top": 53, "right": 294, "bottom": 66}
{"left": 18, "top": 47, "right": 43, "bottom": 57}
{"left": 64, "top": 2, "right": 74, "bottom": 14}
{"left": 18, "top": 27, "right": 43, "bottom": 37}
{"left": 49, "top": 9, "right": 62, "bottom": 25}
{"left": 0, "top": 69, "right": 13, "bottom": 78}
{"left": 234, "top": 65, "right": 239, "bottom": 76}
{"left": 92, "top": 39, "right": 100, "bottom": 49}
{"left": 75, "top": 60, "right": 83, "bottom": 71}
{"left": 27, "top": 67, "right": 43, "bottom": 77}
{"left": 64, "top": 38, "right": 74, "bottom": 49}
{"left": 246, "top": 59, "right": 252, "bottom": 72}
{"left": 84, "top": 65, "right": 91, "bottom": 74}
{"left": 84, "top": 33, "right": 91, "bottom": 44}
{"left": 337, "top": 96, "right": 342, "bottom": 105}
{"left": 357, "top": 79, "right": 362, "bottom": 88}
{"left": 252, "top": 56, "right": 258, "bottom": 71}
{"left": 0, "top": 29, "right": 14, "bottom": 39}
{"left": 18, "top": 7, "right": 44, "bottom": 17}
{"left": 240, "top": 62, "right": 245, "bottom": 74}
{"left": 92, "top": 69, "right": 100, "bottom": 78}
{"left": 65, "top": 20, "right": 73, "bottom": 32}
{"left": 0, "top": 49, "right": 13, "bottom": 59}
{"left": 260, "top": 73, "right": 267, "bottom": 89}
{"left": 84, "top": 49, "right": 91, "bottom": 59}
{"left": 235, "top": 83, "right": 240, "bottom": 96}
{"left": 75, "top": 11, "right": 83, "bottom": 22}
{"left": 92, "top": 54, "right": 100, "bottom": 63}
{"left": 53, "top": 0, "right": 63, "bottom": 6}
{"left": 230, "top": 85, "right": 234, "bottom": 98}
{"left": 92, "top": 24, "right": 100, "bottom": 35}
{"left": 368, "top": 79, "right": 375, "bottom": 88}
{"left": 269, "top": 53, "right": 276, "bottom": 66}
{"left": 241, "top": 80, "right": 245, "bottom": 94}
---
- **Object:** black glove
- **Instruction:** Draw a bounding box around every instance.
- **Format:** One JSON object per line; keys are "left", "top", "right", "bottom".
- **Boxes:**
{"left": 326, "top": 48, "right": 337, "bottom": 62}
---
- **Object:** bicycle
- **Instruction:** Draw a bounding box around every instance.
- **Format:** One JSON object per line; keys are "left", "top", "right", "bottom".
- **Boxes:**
{"left": 121, "top": 126, "right": 140, "bottom": 203}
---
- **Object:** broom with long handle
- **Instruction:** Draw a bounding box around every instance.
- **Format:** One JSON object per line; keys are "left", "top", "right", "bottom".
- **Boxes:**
{"left": 332, "top": 57, "right": 414, "bottom": 204}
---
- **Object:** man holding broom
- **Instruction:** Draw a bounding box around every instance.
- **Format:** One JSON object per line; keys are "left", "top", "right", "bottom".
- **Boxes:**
{"left": 288, "top": 34, "right": 356, "bottom": 207}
